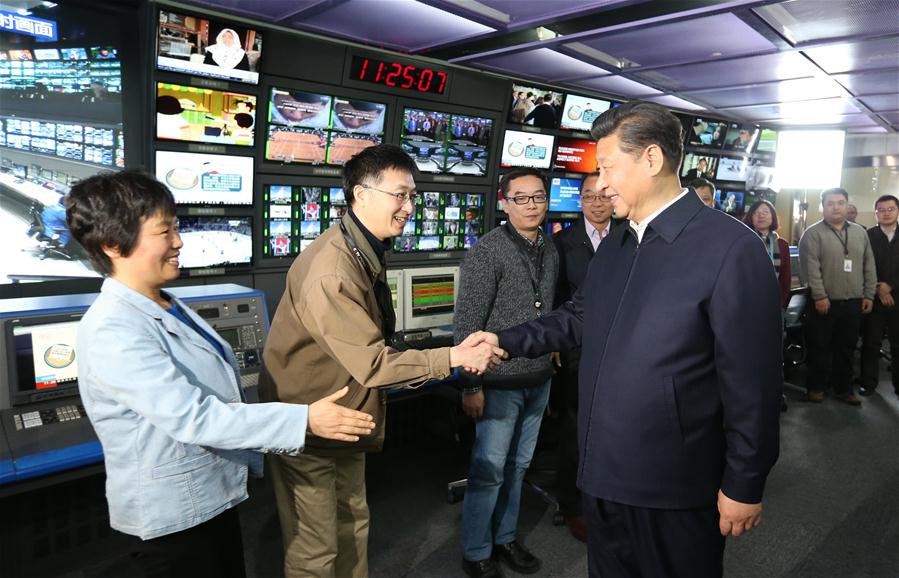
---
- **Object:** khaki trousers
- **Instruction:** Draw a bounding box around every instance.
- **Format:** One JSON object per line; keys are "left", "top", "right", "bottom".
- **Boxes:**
{"left": 269, "top": 452, "right": 369, "bottom": 578}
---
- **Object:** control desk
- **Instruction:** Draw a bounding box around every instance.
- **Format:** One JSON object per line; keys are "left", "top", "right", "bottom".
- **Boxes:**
{"left": 0, "top": 284, "right": 268, "bottom": 489}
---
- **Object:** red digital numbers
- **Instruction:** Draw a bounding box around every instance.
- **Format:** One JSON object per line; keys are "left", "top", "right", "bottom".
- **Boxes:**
{"left": 353, "top": 56, "right": 447, "bottom": 94}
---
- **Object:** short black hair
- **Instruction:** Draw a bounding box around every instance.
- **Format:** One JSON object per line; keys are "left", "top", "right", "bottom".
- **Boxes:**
{"left": 875, "top": 194, "right": 899, "bottom": 208}
{"left": 580, "top": 171, "right": 601, "bottom": 193}
{"left": 342, "top": 144, "right": 418, "bottom": 205}
{"left": 691, "top": 177, "right": 716, "bottom": 193}
{"left": 499, "top": 168, "right": 548, "bottom": 198}
{"left": 590, "top": 100, "right": 684, "bottom": 174}
{"left": 65, "top": 170, "right": 176, "bottom": 276}
{"left": 821, "top": 187, "right": 849, "bottom": 204}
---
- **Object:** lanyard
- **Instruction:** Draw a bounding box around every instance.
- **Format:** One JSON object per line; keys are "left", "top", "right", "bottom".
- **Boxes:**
{"left": 828, "top": 225, "right": 850, "bottom": 256}
{"left": 339, "top": 221, "right": 396, "bottom": 340}
{"left": 760, "top": 232, "right": 774, "bottom": 262}
{"left": 502, "top": 223, "right": 545, "bottom": 316}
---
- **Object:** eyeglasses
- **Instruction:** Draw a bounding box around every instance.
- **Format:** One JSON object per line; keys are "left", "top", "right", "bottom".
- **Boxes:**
{"left": 505, "top": 194, "right": 548, "bottom": 205}
{"left": 361, "top": 184, "right": 418, "bottom": 204}
{"left": 876, "top": 207, "right": 898, "bottom": 214}
{"left": 580, "top": 194, "right": 608, "bottom": 204}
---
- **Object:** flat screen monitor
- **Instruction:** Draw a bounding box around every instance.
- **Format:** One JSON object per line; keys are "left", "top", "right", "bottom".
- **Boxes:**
{"left": 155, "top": 150, "right": 254, "bottom": 205}
{"left": 687, "top": 117, "right": 727, "bottom": 149}
{"left": 331, "top": 97, "right": 387, "bottom": 134}
{"left": 90, "top": 47, "right": 118, "bottom": 60}
{"left": 754, "top": 128, "right": 778, "bottom": 154}
{"left": 260, "top": 184, "right": 345, "bottom": 260}
{"left": 400, "top": 107, "right": 491, "bottom": 177}
{"left": 157, "top": 9, "right": 262, "bottom": 84}
{"left": 560, "top": 94, "right": 611, "bottom": 132}
{"left": 177, "top": 216, "right": 253, "bottom": 269}
{"left": 33, "top": 49, "right": 60, "bottom": 61}
{"left": 722, "top": 123, "right": 760, "bottom": 153}
{"left": 8, "top": 50, "right": 33, "bottom": 61}
{"left": 549, "top": 177, "right": 583, "bottom": 212}
{"left": 60, "top": 47, "right": 88, "bottom": 61}
{"left": 715, "top": 155, "right": 750, "bottom": 182}
{"left": 681, "top": 153, "right": 719, "bottom": 181}
{"left": 5, "top": 314, "right": 84, "bottom": 407}
{"left": 402, "top": 266, "right": 459, "bottom": 330}
{"left": 392, "top": 192, "right": 483, "bottom": 253}
{"left": 715, "top": 189, "right": 746, "bottom": 217}
{"left": 500, "top": 130, "right": 554, "bottom": 169}
{"left": 508, "top": 84, "right": 563, "bottom": 128}
{"left": 546, "top": 219, "right": 575, "bottom": 236}
{"left": 745, "top": 159, "right": 777, "bottom": 191}
{"left": 156, "top": 83, "right": 256, "bottom": 146}
{"left": 553, "top": 137, "right": 597, "bottom": 173}
{"left": 386, "top": 269, "right": 405, "bottom": 332}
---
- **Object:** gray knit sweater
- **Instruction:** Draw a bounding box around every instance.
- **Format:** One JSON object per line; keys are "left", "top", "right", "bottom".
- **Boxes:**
{"left": 453, "top": 224, "right": 559, "bottom": 389}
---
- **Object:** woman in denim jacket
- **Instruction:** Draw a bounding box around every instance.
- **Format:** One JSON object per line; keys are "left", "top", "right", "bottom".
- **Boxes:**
{"left": 65, "top": 170, "right": 374, "bottom": 577}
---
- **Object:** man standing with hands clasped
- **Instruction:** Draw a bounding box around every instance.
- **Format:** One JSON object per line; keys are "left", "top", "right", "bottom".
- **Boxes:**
{"left": 464, "top": 101, "right": 783, "bottom": 578}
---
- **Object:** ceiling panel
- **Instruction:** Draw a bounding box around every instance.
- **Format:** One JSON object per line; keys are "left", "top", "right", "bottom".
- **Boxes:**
{"left": 287, "top": 0, "right": 495, "bottom": 52}
{"left": 683, "top": 77, "right": 846, "bottom": 109}
{"left": 879, "top": 112, "right": 899, "bottom": 124}
{"left": 765, "top": 113, "right": 877, "bottom": 128}
{"left": 569, "top": 13, "right": 774, "bottom": 69}
{"left": 643, "top": 95, "right": 706, "bottom": 111}
{"left": 724, "top": 98, "right": 862, "bottom": 124}
{"left": 629, "top": 51, "right": 821, "bottom": 92}
{"left": 569, "top": 75, "right": 662, "bottom": 97}
{"left": 467, "top": 0, "right": 625, "bottom": 28}
{"left": 183, "top": 0, "right": 319, "bottom": 20}
{"left": 847, "top": 125, "right": 889, "bottom": 133}
{"left": 469, "top": 48, "right": 610, "bottom": 82}
{"left": 833, "top": 69, "right": 899, "bottom": 96}
{"left": 754, "top": 0, "right": 899, "bottom": 45}
{"left": 859, "top": 94, "right": 899, "bottom": 112}
{"left": 802, "top": 36, "right": 899, "bottom": 74}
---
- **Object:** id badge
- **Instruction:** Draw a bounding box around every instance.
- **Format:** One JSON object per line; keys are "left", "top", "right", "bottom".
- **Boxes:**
{"left": 844, "top": 259, "right": 853, "bottom": 273}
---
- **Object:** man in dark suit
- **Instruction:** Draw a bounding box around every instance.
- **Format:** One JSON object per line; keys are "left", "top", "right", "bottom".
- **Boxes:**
{"left": 469, "top": 101, "right": 782, "bottom": 577}
{"left": 524, "top": 94, "right": 558, "bottom": 129}
{"left": 550, "top": 171, "right": 614, "bottom": 541}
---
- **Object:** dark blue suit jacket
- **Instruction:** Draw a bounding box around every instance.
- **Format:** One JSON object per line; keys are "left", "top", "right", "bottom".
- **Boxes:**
{"left": 498, "top": 191, "right": 782, "bottom": 509}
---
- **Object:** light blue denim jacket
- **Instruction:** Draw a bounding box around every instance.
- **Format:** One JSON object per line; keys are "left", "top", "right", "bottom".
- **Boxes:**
{"left": 78, "top": 278, "right": 308, "bottom": 539}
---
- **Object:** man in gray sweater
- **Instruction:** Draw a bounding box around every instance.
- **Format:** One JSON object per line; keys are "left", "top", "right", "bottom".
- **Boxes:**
{"left": 799, "top": 187, "right": 876, "bottom": 405}
{"left": 455, "top": 167, "right": 559, "bottom": 578}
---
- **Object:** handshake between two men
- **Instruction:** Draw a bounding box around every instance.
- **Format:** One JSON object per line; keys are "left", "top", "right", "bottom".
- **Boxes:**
{"left": 449, "top": 331, "right": 506, "bottom": 376}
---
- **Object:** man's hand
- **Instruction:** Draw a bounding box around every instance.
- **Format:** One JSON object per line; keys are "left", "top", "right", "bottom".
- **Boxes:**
{"left": 450, "top": 340, "right": 504, "bottom": 374}
{"left": 862, "top": 298, "right": 874, "bottom": 314}
{"left": 308, "top": 387, "right": 375, "bottom": 442}
{"left": 814, "top": 297, "right": 831, "bottom": 315}
{"left": 717, "top": 490, "right": 762, "bottom": 537}
{"left": 462, "top": 390, "right": 485, "bottom": 418}
{"left": 551, "top": 352, "right": 562, "bottom": 371}
{"left": 460, "top": 331, "right": 500, "bottom": 349}
{"left": 878, "top": 283, "right": 894, "bottom": 306}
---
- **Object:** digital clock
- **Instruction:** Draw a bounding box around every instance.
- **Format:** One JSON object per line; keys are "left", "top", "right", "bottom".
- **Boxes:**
{"left": 349, "top": 54, "right": 449, "bottom": 95}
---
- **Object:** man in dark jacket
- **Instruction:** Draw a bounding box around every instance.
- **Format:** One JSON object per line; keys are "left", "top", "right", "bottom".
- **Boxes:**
{"left": 550, "top": 171, "right": 614, "bottom": 541}
{"left": 859, "top": 194, "right": 899, "bottom": 397}
{"left": 455, "top": 167, "right": 559, "bottom": 578}
{"left": 523, "top": 94, "right": 558, "bottom": 129}
{"left": 465, "top": 101, "right": 782, "bottom": 578}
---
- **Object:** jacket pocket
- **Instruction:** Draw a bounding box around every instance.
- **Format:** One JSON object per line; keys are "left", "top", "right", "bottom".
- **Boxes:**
{"left": 152, "top": 450, "right": 217, "bottom": 479}
{"left": 662, "top": 376, "right": 684, "bottom": 442}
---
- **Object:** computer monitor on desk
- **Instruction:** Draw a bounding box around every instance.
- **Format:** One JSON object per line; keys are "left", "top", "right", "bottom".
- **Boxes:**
{"left": 386, "top": 269, "right": 405, "bottom": 333}
{"left": 402, "top": 266, "right": 459, "bottom": 332}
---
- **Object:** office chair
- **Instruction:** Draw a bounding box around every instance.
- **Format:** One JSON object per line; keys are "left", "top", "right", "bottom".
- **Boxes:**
{"left": 783, "top": 286, "right": 809, "bottom": 369}
{"left": 24, "top": 201, "right": 75, "bottom": 261}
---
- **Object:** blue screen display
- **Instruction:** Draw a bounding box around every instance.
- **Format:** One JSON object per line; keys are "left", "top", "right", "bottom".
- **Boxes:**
{"left": 549, "top": 177, "right": 582, "bottom": 212}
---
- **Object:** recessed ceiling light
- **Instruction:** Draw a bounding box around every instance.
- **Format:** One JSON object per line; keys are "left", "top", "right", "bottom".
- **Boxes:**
{"left": 711, "top": 52, "right": 722, "bottom": 57}
{"left": 17, "top": 8, "right": 32, "bottom": 15}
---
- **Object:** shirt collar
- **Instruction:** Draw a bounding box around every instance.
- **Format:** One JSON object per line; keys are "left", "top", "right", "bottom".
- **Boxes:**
{"left": 623, "top": 188, "right": 700, "bottom": 245}
{"left": 584, "top": 217, "right": 610, "bottom": 240}
{"left": 505, "top": 222, "right": 544, "bottom": 249}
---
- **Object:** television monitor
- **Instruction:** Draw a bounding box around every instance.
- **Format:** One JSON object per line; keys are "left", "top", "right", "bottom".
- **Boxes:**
{"left": 0, "top": 51, "right": 7, "bottom": 61}
{"left": 5, "top": 314, "right": 84, "bottom": 407}
{"left": 177, "top": 216, "right": 253, "bottom": 269}
{"left": 90, "top": 47, "right": 118, "bottom": 60}
{"left": 715, "top": 155, "right": 750, "bottom": 182}
{"left": 687, "top": 117, "right": 727, "bottom": 148}
{"left": 402, "top": 266, "right": 459, "bottom": 330}
{"left": 262, "top": 184, "right": 298, "bottom": 259}
{"left": 715, "top": 189, "right": 745, "bottom": 217}
{"left": 560, "top": 94, "right": 611, "bottom": 132}
{"left": 549, "top": 177, "right": 583, "bottom": 212}
{"left": 754, "top": 129, "right": 778, "bottom": 154}
{"left": 745, "top": 159, "right": 777, "bottom": 191}
{"left": 156, "top": 83, "right": 257, "bottom": 146}
{"left": 546, "top": 219, "right": 575, "bottom": 236}
{"left": 386, "top": 269, "right": 406, "bottom": 332}
{"left": 331, "top": 97, "right": 386, "bottom": 134}
{"left": 155, "top": 151, "right": 254, "bottom": 205}
{"left": 400, "top": 107, "right": 491, "bottom": 177}
{"left": 156, "top": 9, "right": 262, "bottom": 84}
{"left": 392, "top": 191, "right": 484, "bottom": 253}
{"left": 553, "top": 137, "right": 597, "bottom": 173}
{"left": 8, "top": 50, "right": 33, "bottom": 61}
{"left": 722, "top": 123, "right": 760, "bottom": 153}
{"left": 33, "top": 49, "right": 60, "bottom": 61}
{"left": 500, "top": 130, "right": 554, "bottom": 169}
{"left": 60, "top": 47, "right": 88, "bottom": 60}
{"left": 269, "top": 89, "right": 332, "bottom": 129}
{"left": 681, "top": 153, "right": 719, "bottom": 181}
{"left": 508, "top": 84, "right": 563, "bottom": 128}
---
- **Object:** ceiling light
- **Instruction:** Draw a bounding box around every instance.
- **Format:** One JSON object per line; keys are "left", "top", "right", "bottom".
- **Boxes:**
{"left": 42, "top": 1, "right": 58, "bottom": 7}
{"left": 536, "top": 27, "right": 558, "bottom": 41}
{"left": 441, "top": 0, "right": 510, "bottom": 23}
{"left": 17, "top": 9, "right": 32, "bottom": 15}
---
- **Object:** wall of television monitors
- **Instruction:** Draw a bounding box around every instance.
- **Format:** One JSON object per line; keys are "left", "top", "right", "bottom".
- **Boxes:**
{"left": 393, "top": 191, "right": 485, "bottom": 253}
{"left": 260, "top": 184, "right": 346, "bottom": 261}
{"left": 400, "top": 106, "right": 492, "bottom": 176}
{"left": 500, "top": 130, "right": 554, "bottom": 169}
{"left": 155, "top": 151, "right": 254, "bottom": 205}
{"left": 508, "top": 83, "right": 563, "bottom": 129}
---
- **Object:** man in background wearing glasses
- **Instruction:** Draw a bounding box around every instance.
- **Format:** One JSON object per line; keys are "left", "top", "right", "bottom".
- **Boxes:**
{"left": 455, "top": 167, "right": 559, "bottom": 578}
{"left": 859, "top": 194, "right": 899, "bottom": 398}
{"left": 549, "top": 171, "right": 616, "bottom": 542}
{"left": 260, "top": 144, "right": 504, "bottom": 578}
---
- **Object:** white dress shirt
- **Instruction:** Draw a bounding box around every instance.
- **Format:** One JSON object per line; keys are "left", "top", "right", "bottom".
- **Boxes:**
{"left": 629, "top": 189, "right": 689, "bottom": 244}
{"left": 584, "top": 217, "right": 611, "bottom": 251}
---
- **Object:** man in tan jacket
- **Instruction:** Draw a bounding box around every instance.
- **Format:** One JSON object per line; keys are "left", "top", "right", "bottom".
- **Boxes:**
{"left": 260, "top": 144, "right": 502, "bottom": 578}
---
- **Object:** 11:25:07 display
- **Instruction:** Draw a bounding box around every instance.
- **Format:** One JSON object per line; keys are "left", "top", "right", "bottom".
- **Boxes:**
{"left": 350, "top": 55, "right": 448, "bottom": 95}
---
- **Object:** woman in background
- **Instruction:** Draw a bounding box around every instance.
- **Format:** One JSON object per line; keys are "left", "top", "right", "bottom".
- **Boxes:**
{"left": 745, "top": 199, "right": 791, "bottom": 307}
{"left": 65, "top": 170, "right": 374, "bottom": 577}
{"left": 204, "top": 28, "right": 250, "bottom": 71}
